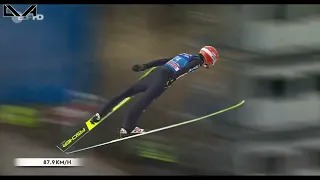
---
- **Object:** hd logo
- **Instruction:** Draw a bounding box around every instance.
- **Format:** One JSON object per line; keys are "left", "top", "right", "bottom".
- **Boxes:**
{"left": 3, "top": 4, "right": 44, "bottom": 23}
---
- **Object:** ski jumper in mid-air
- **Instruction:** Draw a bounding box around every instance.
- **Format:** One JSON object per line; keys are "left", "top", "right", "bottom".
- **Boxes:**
{"left": 90, "top": 46, "right": 220, "bottom": 137}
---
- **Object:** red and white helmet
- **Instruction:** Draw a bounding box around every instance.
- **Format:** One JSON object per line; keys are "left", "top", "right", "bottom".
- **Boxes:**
{"left": 199, "top": 46, "right": 219, "bottom": 66}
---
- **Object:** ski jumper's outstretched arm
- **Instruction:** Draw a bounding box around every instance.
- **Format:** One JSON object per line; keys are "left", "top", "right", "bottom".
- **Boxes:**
{"left": 143, "top": 57, "right": 173, "bottom": 69}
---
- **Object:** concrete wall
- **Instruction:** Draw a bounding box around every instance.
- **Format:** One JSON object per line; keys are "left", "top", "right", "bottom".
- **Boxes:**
{"left": 242, "top": 18, "right": 320, "bottom": 54}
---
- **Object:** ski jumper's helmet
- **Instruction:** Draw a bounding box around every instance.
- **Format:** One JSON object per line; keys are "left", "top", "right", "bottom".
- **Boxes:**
{"left": 199, "top": 46, "right": 219, "bottom": 66}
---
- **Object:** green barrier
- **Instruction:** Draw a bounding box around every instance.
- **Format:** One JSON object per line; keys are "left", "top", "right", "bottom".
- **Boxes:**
{"left": 135, "top": 140, "right": 178, "bottom": 163}
{"left": 0, "top": 105, "right": 40, "bottom": 127}
{"left": 138, "top": 149, "right": 177, "bottom": 163}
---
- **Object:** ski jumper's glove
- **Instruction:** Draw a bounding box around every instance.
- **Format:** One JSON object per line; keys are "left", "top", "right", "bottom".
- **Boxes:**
{"left": 132, "top": 64, "right": 146, "bottom": 72}
{"left": 165, "top": 78, "right": 175, "bottom": 88}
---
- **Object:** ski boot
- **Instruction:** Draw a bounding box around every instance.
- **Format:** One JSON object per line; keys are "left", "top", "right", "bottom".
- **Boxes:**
{"left": 90, "top": 113, "right": 101, "bottom": 125}
{"left": 120, "top": 127, "right": 146, "bottom": 138}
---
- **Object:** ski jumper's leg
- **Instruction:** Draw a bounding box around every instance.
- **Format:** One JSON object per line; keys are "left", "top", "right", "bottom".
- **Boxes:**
{"left": 122, "top": 75, "right": 167, "bottom": 132}
{"left": 99, "top": 81, "right": 147, "bottom": 117}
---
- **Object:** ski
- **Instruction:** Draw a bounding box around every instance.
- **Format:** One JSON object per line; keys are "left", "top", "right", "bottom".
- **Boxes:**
{"left": 65, "top": 100, "right": 245, "bottom": 154}
{"left": 56, "top": 97, "right": 132, "bottom": 152}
